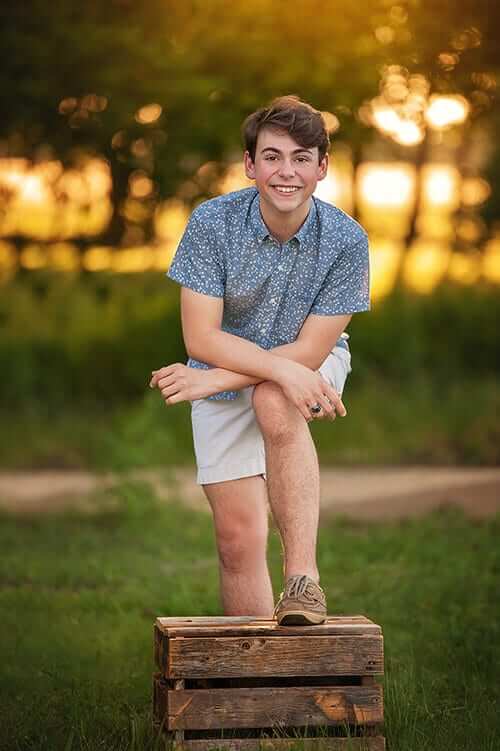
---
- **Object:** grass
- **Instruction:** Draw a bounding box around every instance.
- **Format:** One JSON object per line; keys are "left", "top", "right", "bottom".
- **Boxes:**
{"left": 1, "top": 374, "right": 499, "bottom": 469}
{"left": 0, "top": 480, "right": 499, "bottom": 750}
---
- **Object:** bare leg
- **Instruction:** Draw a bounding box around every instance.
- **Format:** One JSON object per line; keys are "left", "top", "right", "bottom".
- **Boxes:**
{"left": 252, "top": 381, "right": 320, "bottom": 584}
{"left": 202, "top": 474, "right": 275, "bottom": 616}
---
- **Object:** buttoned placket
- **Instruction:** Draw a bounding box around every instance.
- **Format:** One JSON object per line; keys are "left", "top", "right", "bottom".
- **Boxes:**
{"left": 257, "top": 238, "right": 299, "bottom": 342}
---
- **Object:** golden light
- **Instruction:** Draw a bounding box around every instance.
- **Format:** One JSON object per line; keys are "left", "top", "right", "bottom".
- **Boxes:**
{"left": 80, "top": 94, "right": 107, "bottom": 112}
{"left": 461, "top": 177, "right": 491, "bottom": 207}
{"left": 402, "top": 239, "right": 452, "bottom": 293}
{"left": 82, "top": 246, "right": 112, "bottom": 272}
{"left": 368, "top": 99, "right": 424, "bottom": 145}
{"left": 122, "top": 198, "right": 152, "bottom": 224}
{"left": 420, "top": 164, "right": 461, "bottom": 210}
{"left": 129, "top": 171, "right": 154, "bottom": 199}
{"left": 57, "top": 169, "right": 89, "bottom": 203}
{"left": 357, "top": 162, "right": 415, "bottom": 209}
{"left": 374, "top": 26, "right": 395, "bottom": 44}
{"left": 482, "top": 235, "right": 500, "bottom": 283}
{"left": 111, "top": 246, "right": 154, "bottom": 273}
{"left": 47, "top": 242, "right": 80, "bottom": 271}
{"left": 82, "top": 201, "right": 114, "bottom": 236}
{"left": 425, "top": 95, "right": 470, "bottom": 129}
{"left": 18, "top": 174, "right": 47, "bottom": 204}
{"left": 154, "top": 199, "right": 190, "bottom": 243}
{"left": 153, "top": 243, "right": 177, "bottom": 271}
{"left": 320, "top": 111, "right": 340, "bottom": 133}
{"left": 58, "top": 97, "right": 78, "bottom": 115}
{"left": 393, "top": 119, "right": 424, "bottom": 146}
{"left": 371, "top": 103, "right": 401, "bottom": 134}
{"left": 314, "top": 158, "right": 354, "bottom": 214}
{"left": 81, "top": 158, "right": 112, "bottom": 201}
{"left": 20, "top": 243, "right": 47, "bottom": 269}
{"left": 356, "top": 163, "right": 416, "bottom": 240}
{"left": 447, "top": 251, "right": 482, "bottom": 285}
{"left": 415, "top": 212, "right": 455, "bottom": 242}
{"left": 456, "top": 216, "right": 485, "bottom": 245}
{"left": 0, "top": 161, "right": 28, "bottom": 193}
{"left": 218, "top": 162, "right": 253, "bottom": 195}
{"left": 369, "top": 239, "right": 404, "bottom": 301}
{"left": 130, "top": 138, "right": 151, "bottom": 158}
{"left": 135, "top": 103, "right": 162, "bottom": 124}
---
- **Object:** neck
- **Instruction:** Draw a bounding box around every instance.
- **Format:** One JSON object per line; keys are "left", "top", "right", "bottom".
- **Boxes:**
{"left": 258, "top": 194, "right": 311, "bottom": 244}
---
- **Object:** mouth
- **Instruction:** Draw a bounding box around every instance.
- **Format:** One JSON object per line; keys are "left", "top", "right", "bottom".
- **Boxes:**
{"left": 271, "top": 185, "right": 302, "bottom": 196}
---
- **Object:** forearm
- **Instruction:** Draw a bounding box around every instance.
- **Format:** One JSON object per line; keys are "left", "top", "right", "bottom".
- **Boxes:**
{"left": 188, "top": 329, "right": 288, "bottom": 386}
{"left": 204, "top": 340, "right": 317, "bottom": 395}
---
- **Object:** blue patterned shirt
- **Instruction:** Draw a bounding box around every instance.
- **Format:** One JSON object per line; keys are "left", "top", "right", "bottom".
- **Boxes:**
{"left": 166, "top": 186, "right": 370, "bottom": 400}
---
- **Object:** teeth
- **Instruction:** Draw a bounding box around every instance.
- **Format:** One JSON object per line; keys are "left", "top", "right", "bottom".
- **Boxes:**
{"left": 274, "top": 186, "right": 300, "bottom": 193}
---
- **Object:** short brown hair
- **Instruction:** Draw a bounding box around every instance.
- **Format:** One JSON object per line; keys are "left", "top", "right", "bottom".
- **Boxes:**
{"left": 241, "top": 94, "right": 330, "bottom": 164}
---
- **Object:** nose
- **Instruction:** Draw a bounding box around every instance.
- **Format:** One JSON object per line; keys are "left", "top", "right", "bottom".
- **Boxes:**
{"left": 278, "top": 160, "right": 296, "bottom": 179}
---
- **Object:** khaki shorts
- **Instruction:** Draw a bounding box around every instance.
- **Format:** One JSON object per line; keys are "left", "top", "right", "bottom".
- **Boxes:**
{"left": 190, "top": 344, "right": 352, "bottom": 485}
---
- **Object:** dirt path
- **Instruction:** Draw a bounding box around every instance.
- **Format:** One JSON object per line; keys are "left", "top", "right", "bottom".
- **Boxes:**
{"left": 0, "top": 466, "right": 499, "bottom": 520}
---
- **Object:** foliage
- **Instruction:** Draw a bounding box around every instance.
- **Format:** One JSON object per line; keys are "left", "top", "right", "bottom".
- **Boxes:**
{"left": 1, "top": 272, "right": 499, "bottom": 409}
{"left": 1, "top": 1, "right": 498, "bottom": 242}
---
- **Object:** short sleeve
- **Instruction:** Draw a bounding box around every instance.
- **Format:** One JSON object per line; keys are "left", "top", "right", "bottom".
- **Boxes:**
{"left": 166, "top": 211, "right": 225, "bottom": 297}
{"left": 310, "top": 234, "right": 371, "bottom": 315}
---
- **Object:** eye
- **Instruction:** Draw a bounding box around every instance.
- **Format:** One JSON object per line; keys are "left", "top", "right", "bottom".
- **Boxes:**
{"left": 265, "top": 155, "right": 277, "bottom": 161}
{"left": 296, "top": 157, "right": 309, "bottom": 163}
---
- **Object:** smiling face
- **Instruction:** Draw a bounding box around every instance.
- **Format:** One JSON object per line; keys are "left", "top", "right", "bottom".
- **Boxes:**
{"left": 244, "top": 127, "right": 328, "bottom": 221}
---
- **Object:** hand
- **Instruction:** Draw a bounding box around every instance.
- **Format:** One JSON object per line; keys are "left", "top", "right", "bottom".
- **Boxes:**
{"left": 275, "top": 359, "right": 347, "bottom": 423}
{"left": 148, "top": 363, "right": 217, "bottom": 405}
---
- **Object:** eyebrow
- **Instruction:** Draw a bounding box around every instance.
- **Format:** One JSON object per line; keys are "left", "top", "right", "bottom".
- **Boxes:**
{"left": 260, "top": 147, "right": 313, "bottom": 155}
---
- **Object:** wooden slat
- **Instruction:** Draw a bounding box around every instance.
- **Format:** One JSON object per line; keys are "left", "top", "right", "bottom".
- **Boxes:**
{"left": 167, "top": 737, "right": 385, "bottom": 750}
{"left": 161, "top": 684, "right": 383, "bottom": 730}
{"left": 157, "top": 634, "right": 383, "bottom": 679}
{"left": 156, "top": 616, "right": 382, "bottom": 639}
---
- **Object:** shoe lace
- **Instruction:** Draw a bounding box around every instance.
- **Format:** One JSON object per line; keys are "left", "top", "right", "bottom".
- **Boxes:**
{"left": 275, "top": 574, "right": 324, "bottom": 613}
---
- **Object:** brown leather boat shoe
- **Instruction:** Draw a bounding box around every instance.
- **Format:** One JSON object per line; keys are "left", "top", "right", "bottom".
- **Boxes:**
{"left": 273, "top": 574, "right": 327, "bottom": 626}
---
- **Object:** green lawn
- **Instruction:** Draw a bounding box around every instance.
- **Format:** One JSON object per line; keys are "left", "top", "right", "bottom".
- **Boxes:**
{"left": 1, "top": 480, "right": 499, "bottom": 750}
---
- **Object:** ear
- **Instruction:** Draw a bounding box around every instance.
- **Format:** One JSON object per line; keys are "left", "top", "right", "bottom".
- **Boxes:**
{"left": 244, "top": 150, "right": 256, "bottom": 180}
{"left": 317, "top": 153, "right": 329, "bottom": 181}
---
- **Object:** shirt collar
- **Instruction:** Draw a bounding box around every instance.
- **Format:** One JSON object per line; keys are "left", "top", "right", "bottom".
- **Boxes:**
{"left": 249, "top": 189, "right": 317, "bottom": 247}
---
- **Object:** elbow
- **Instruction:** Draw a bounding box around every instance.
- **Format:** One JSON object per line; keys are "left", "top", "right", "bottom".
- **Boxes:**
{"left": 184, "top": 329, "right": 215, "bottom": 361}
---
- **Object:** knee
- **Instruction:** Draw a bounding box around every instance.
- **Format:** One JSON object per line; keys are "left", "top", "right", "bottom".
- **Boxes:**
{"left": 252, "top": 381, "right": 297, "bottom": 442}
{"left": 216, "top": 518, "right": 268, "bottom": 573}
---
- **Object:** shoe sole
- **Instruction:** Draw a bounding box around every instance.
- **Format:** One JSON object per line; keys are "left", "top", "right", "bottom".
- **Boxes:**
{"left": 277, "top": 610, "right": 326, "bottom": 626}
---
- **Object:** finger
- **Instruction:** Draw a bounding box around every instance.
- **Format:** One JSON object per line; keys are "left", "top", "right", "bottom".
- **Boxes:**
{"left": 325, "top": 386, "right": 347, "bottom": 416}
{"left": 163, "top": 390, "right": 187, "bottom": 406}
{"left": 158, "top": 375, "right": 178, "bottom": 390}
{"left": 308, "top": 391, "right": 335, "bottom": 419}
{"left": 150, "top": 365, "right": 175, "bottom": 388}
{"left": 161, "top": 384, "right": 182, "bottom": 402}
{"left": 298, "top": 401, "right": 314, "bottom": 422}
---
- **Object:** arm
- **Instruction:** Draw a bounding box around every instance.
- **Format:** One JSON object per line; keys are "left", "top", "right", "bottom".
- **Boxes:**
{"left": 152, "top": 286, "right": 349, "bottom": 420}
{"left": 207, "top": 319, "right": 351, "bottom": 394}
{"left": 181, "top": 287, "right": 351, "bottom": 386}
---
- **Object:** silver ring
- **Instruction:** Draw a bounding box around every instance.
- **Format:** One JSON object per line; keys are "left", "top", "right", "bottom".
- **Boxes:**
{"left": 310, "top": 403, "right": 322, "bottom": 415}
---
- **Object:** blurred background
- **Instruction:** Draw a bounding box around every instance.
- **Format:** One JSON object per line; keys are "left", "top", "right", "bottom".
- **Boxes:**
{"left": 1, "top": 5, "right": 500, "bottom": 750}
{"left": 1, "top": 1, "right": 499, "bottom": 470}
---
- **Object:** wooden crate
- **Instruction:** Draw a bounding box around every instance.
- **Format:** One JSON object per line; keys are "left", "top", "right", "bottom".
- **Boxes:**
{"left": 153, "top": 615, "right": 384, "bottom": 751}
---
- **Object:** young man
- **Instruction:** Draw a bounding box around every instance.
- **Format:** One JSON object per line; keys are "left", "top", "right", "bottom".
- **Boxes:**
{"left": 150, "top": 95, "right": 370, "bottom": 625}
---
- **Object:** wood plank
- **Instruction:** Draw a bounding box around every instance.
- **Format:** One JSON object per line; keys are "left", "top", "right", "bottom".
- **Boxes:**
{"left": 162, "top": 684, "right": 383, "bottom": 729}
{"left": 166, "top": 737, "right": 385, "bottom": 750}
{"left": 155, "top": 616, "right": 382, "bottom": 639}
{"left": 157, "top": 635, "right": 384, "bottom": 679}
